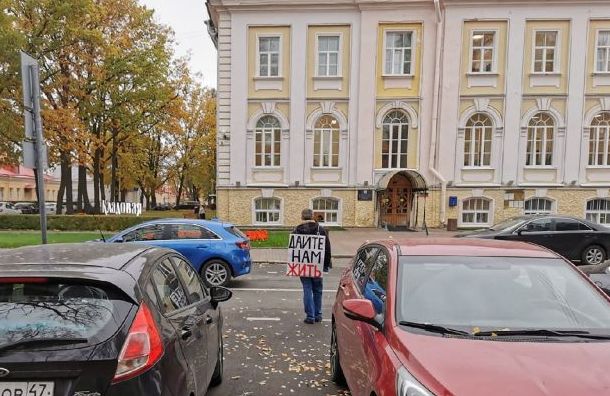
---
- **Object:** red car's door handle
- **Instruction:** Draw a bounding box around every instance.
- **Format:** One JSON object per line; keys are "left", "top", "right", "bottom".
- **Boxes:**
{"left": 339, "top": 283, "right": 350, "bottom": 296}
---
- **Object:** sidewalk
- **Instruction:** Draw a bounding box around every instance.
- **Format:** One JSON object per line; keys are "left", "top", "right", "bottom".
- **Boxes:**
{"left": 251, "top": 227, "right": 456, "bottom": 265}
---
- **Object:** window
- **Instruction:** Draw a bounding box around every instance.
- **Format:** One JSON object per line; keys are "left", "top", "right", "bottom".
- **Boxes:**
{"left": 123, "top": 224, "right": 166, "bottom": 242}
{"left": 589, "top": 112, "right": 610, "bottom": 166}
{"left": 169, "top": 224, "right": 219, "bottom": 240}
{"left": 255, "top": 116, "right": 281, "bottom": 167}
{"left": 364, "top": 250, "right": 389, "bottom": 314}
{"left": 555, "top": 218, "right": 591, "bottom": 232}
{"left": 258, "top": 36, "right": 280, "bottom": 77}
{"left": 312, "top": 198, "right": 339, "bottom": 224}
{"left": 150, "top": 259, "right": 189, "bottom": 314}
{"left": 596, "top": 30, "right": 610, "bottom": 73}
{"left": 464, "top": 113, "right": 492, "bottom": 167}
{"left": 382, "top": 110, "right": 409, "bottom": 169}
{"left": 533, "top": 31, "right": 558, "bottom": 73}
{"left": 317, "top": 35, "right": 340, "bottom": 77}
{"left": 174, "top": 258, "right": 207, "bottom": 303}
{"left": 384, "top": 31, "right": 413, "bottom": 75}
{"left": 526, "top": 113, "right": 554, "bottom": 166}
{"left": 522, "top": 218, "right": 553, "bottom": 232}
{"left": 461, "top": 198, "right": 491, "bottom": 226}
{"left": 352, "top": 247, "right": 380, "bottom": 292}
{"left": 471, "top": 31, "right": 496, "bottom": 73}
{"left": 254, "top": 197, "right": 281, "bottom": 224}
{"left": 313, "top": 115, "right": 340, "bottom": 168}
{"left": 586, "top": 198, "right": 610, "bottom": 225}
{"left": 524, "top": 198, "right": 554, "bottom": 215}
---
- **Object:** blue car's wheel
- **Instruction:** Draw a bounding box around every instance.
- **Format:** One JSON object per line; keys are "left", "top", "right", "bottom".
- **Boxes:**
{"left": 202, "top": 260, "right": 231, "bottom": 287}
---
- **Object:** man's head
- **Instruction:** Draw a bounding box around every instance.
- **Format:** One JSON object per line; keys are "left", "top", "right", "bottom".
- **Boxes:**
{"left": 301, "top": 208, "right": 314, "bottom": 221}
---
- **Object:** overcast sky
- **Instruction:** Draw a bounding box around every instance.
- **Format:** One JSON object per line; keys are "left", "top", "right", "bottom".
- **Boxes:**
{"left": 140, "top": 0, "right": 217, "bottom": 88}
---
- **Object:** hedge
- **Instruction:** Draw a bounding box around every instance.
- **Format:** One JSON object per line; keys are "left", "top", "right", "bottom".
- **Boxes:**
{"left": 0, "top": 215, "right": 159, "bottom": 231}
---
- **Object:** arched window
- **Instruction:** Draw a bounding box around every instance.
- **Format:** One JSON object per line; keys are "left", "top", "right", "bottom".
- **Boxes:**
{"left": 464, "top": 113, "right": 492, "bottom": 167}
{"left": 313, "top": 115, "right": 340, "bottom": 168}
{"left": 461, "top": 198, "right": 492, "bottom": 226}
{"left": 526, "top": 112, "right": 554, "bottom": 166}
{"left": 589, "top": 112, "right": 610, "bottom": 166}
{"left": 524, "top": 197, "right": 554, "bottom": 215}
{"left": 312, "top": 197, "right": 340, "bottom": 224}
{"left": 255, "top": 116, "right": 281, "bottom": 167}
{"left": 586, "top": 198, "right": 610, "bottom": 225}
{"left": 254, "top": 197, "right": 281, "bottom": 224}
{"left": 382, "top": 110, "right": 409, "bottom": 169}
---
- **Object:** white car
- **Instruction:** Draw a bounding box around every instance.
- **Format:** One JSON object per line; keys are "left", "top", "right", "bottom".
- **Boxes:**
{"left": 0, "top": 202, "right": 21, "bottom": 215}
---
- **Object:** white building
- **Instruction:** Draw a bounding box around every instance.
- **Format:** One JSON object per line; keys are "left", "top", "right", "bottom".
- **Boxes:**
{"left": 206, "top": 0, "right": 610, "bottom": 229}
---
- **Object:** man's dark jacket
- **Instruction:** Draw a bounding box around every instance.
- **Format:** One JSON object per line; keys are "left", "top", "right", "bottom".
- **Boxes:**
{"left": 293, "top": 221, "right": 332, "bottom": 271}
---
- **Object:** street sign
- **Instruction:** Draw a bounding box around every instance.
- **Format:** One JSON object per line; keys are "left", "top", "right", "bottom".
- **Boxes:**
{"left": 20, "top": 51, "right": 48, "bottom": 244}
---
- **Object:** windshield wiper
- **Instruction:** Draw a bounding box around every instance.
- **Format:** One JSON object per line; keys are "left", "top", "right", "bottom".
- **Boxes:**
{"left": 474, "top": 329, "right": 610, "bottom": 340}
{"left": 0, "top": 337, "right": 89, "bottom": 353}
{"left": 399, "top": 321, "right": 470, "bottom": 336}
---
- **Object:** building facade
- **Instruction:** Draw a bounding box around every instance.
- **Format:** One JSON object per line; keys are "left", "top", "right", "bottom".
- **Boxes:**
{"left": 0, "top": 166, "right": 60, "bottom": 202}
{"left": 206, "top": 0, "right": 610, "bottom": 229}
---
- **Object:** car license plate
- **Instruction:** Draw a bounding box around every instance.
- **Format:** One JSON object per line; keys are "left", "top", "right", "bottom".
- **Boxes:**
{"left": 0, "top": 382, "right": 54, "bottom": 396}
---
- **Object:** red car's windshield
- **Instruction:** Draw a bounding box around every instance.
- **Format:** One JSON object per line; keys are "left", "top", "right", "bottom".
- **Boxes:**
{"left": 396, "top": 256, "right": 610, "bottom": 334}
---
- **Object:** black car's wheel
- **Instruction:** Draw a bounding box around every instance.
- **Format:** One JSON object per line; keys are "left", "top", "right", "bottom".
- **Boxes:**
{"left": 582, "top": 245, "right": 606, "bottom": 265}
{"left": 330, "top": 320, "right": 346, "bottom": 385}
{"left": 209, "top": 334, "right": 223, "bottom": 387}
{"left": 201, "top": 260, "right": 231, "bottom": 287}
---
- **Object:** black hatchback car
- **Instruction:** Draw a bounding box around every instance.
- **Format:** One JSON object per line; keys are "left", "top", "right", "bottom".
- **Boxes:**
{"left": 459, "top": 215, "right": 610, "bottom": 265}
{"left": 0, "top": 243, "right": 231, "bottom": 396}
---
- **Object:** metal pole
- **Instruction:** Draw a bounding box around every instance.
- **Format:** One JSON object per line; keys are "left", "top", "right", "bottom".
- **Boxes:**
{"left": 29, "top": 64, "right": 47, "bottom": 244}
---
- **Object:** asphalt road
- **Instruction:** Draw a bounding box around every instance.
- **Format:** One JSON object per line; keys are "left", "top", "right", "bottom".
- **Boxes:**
{"left": 208, "top": 262, "right": 351, "bottom": 396}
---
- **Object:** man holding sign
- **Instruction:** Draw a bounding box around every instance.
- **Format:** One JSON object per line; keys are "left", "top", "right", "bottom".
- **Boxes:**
{"left": 288, "top": 208, "right": 332, "bottom": 324}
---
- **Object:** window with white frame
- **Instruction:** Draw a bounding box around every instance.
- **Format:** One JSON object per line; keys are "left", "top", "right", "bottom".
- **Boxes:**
{"left": 586, "top": 198, "right": 610, "bottom": 225}
{"left": 312, "top": 197, "right": 339, "bottom": 224}
{"left": 254, "top": 198, "right": 281, "bottom": 224}
{"left": 384, "top": 31, "right": 413, "bottom": 75}
{"left": 533, "top": 31, "right": 559, "bottom": 73}
{"left": 524, "top": 198, "right": 554, "bottom": 215}
{"left": 589, "top": 112, "right": 610, "bottom": 166}
{"left": 258, "top": 36, "right": 280, "bottom": 77}
{"left": 255, "top": 116, "right": 281, "bottom": 167}
{"left": 526, "top": 112, "right": 554, "bottom": 166}
{"left": 313, "top": 115, "right": 340, "bottom": 168}
{"left": 461, "top": 198, "right": 492, "bottom": 226}
{"left": 471, "top": 31, "right": 496, "bottom": 73}
{"left": 464, "top": 113, "right": 492, "bottom": 167}
{"left": 317, "top": 35, "right": 340, "bottom": 77}
{"left": 596, "top": 30, "right": 610, "bottom": 73}
{"left": 382, "top": 110, "right": 409, "bottom": 169}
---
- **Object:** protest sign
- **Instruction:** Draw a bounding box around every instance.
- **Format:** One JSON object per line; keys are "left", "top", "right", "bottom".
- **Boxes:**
{"left": 286, "top": 234, "right": 325, "bottom": 278}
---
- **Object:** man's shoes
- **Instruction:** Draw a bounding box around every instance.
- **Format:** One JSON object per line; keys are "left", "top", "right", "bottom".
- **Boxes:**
{"left": 303, "top": 318, "right": 315, "bottom": 324}
{"left": 315, "top": 317, "right": 322, "bottom": 323}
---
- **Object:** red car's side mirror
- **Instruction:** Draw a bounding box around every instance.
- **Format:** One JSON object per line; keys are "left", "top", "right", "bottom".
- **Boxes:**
{"left": 342, "top": 299, "right": 382, "bottom": 330}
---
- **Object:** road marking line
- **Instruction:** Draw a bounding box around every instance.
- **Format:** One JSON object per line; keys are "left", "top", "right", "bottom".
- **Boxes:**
{"left": 232, "top": 288, "right": 336, "bottom": 293}
{"left": 266, "top": 271, "right": 278, "bottom": 274}
{"left": 322, "top": 319, "right": 331, "bottom": 322}
{"left": 246, "top": 317, "right": 281, "bottom": 321}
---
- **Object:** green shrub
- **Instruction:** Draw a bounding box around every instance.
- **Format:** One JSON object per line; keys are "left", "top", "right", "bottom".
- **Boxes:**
{"left": 0, "top": 215, "right": 161, "bottom": 231}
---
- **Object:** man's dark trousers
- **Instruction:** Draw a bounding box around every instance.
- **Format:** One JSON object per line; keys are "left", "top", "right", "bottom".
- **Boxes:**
{"left": 300, "top": 277, "right": 323, "bottom": 321}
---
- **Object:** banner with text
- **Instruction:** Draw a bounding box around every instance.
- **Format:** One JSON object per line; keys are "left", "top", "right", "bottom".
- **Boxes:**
{"left": 286, "top": 234, "right": 325, "bottom": 278}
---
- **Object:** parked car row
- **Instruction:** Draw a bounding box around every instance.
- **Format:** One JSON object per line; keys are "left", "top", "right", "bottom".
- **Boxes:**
{"left": 2, "top": 216, "right": 610, "bottom": 395}
{"left": 0, "top": 201, "right": 68, "bottom": 215}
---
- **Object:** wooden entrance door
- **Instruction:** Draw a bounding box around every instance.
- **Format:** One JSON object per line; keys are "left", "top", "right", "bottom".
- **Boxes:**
{"left": 380, "top": 174, "right": 413, "bottom": 227}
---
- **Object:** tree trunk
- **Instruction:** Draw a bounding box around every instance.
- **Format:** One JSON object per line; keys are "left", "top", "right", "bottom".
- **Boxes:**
{"left": 175, "top": 173, "right": 185, "bottom": 207}
{"left": 61, "top": 153, "right": 74, "bottom": 215}
{"left": 110, "top": 130, "right": 119, "bottom": 202}
{"left": 77, "top": 165, "right": 91, "bottom": 213}
{"left": 120, "top": 188, "right": 127, "bottom": 202}
{"left": 150, "top": 188, "right": 157, "bottom": 208}
{"left": 93, "top": 148, "right": 101, "bottom": 213}
{"left": 56, "top": 172, "right": 65, "bottom": 215}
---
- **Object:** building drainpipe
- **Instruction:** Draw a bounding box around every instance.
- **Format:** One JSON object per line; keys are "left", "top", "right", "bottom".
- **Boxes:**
{"left": 429, "top": 0, "right": 447, "bottom": 226}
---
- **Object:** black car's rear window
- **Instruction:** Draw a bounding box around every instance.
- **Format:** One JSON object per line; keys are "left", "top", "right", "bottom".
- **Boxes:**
{"left": 225, "top": 226, "right": 246, "bottom": 239}
{"left": 0, "top": 279, "right": 135, "bottom": 348}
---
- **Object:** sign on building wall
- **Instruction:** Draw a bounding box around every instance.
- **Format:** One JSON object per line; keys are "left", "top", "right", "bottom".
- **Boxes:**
{"left": 358, "top": 189, "right": 373, "bottom": 201}
{"left": 286, "top": 234, "right": 326, "bottom": 278}
{"left": 101, "top": 200, "right": 143, "bottom": 216}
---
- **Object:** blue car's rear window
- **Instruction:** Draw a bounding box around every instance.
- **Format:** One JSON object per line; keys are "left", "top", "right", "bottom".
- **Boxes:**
{"left": 225, "top": 226, "right": 246, "bottom": 239}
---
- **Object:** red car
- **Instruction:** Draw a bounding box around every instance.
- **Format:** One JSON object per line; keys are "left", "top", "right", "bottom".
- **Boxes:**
{"left": 331, "top": 238, "right": 610, "bottom": 396}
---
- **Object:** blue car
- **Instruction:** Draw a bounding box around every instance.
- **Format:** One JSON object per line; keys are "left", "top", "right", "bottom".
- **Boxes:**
{"left": 107, "top": 219, "right": 251, "bottom": 287}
